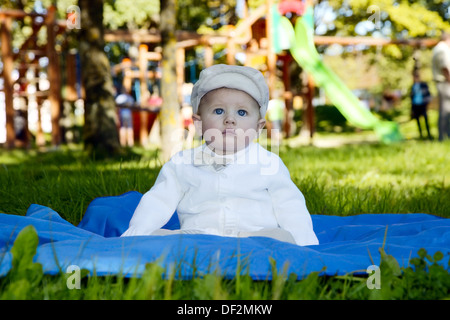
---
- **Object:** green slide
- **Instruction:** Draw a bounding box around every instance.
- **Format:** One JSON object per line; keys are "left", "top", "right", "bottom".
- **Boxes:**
{"left": 273, "top": 8, "right": 402, "bottom": 143}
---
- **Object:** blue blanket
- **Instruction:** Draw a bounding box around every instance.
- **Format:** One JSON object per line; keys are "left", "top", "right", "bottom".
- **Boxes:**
{"left": 1, "top": 191, "right": 449, "bottom": 279}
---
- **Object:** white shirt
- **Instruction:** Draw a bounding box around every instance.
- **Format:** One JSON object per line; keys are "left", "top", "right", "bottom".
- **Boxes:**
{"left": 121, "top": 143, "right": 319, "bottom": 246}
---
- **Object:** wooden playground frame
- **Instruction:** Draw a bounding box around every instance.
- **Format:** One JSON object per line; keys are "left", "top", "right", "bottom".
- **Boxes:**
{"left": 0, "top": 6, "right": 65, "bottom": 148}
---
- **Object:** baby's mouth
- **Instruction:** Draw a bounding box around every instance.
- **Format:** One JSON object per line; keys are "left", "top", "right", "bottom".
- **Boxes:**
{"left": 223, "top": 128, "right": 236, "bottom": 135}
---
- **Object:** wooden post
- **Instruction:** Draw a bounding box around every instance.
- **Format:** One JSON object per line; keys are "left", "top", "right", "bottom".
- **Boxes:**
{"left": 280, "top": 54, "right": 293, "bottom": 137}
{"left": 66, "top": 52, "right": 78, "bottom": 102}
{"left": 17, "top": 61, "right": 30, "bottom": 147}
{"left": 1, "top": 17, "right": 15, "bottom": 148}
{"left": 36, "top": 97, "right": 46, "bottom": 146}
{"left": 204, "top": 45, "right": 214, "bottom": 68}
{"left": 306, "top": 75, "right": 315, "bottom": 141}
{"left": 122, "top": 58, "right": 133, "bottom": 93}
{"left": 226, "top": 39, "right": 236, "bottom": 65}
{"left": 35, "top": 67, "right": 45, "bottom": 146}
{"left": 45, "top": 5, "right": 62, "bottom": 146}
{"left": 138, "top": 44, "right": 149, "bottom": 146}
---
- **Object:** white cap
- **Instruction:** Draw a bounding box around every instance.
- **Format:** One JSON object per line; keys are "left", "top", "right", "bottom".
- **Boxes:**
{"left": 191, "top": 64, "right": 269, "bottom": 118}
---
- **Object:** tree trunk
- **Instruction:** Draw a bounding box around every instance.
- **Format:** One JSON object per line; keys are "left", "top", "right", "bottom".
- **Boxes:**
{"left": 79, "top": 0, "right": 120, "bottom": 156}
{"left": 160, "top": 0, "right": 183, "bottom": 162}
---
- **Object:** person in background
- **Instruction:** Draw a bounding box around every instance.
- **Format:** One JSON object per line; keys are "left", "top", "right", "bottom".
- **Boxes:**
{"left": 410, "top": 72, "right": 432, "bottom": 139}
{"left": 115, "top": 90, "right": 135, "bottom": 147}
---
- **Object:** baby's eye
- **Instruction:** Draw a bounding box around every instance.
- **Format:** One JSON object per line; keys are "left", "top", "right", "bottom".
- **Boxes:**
{"left": 237, "top": 109, "right": 247, "bottom": 116}
{"left": 214, "top": 108, "right": 224, "bottom": 115}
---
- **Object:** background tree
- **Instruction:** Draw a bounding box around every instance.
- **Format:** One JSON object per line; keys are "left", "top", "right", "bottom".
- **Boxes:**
{"left": 159, "top": 0, "right": 182, "bottom": 161}
{"left": 78, "top": 0, "right": 121, "bottom": 156}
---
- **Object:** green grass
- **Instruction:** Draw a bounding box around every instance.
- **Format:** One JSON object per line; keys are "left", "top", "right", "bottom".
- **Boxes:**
{"left": 1, "top": 139, "right": 448, "bottom": 222}
{"left": 0, "top": 136, "right": 449, "bottom": 300}
{"left": 284, "top": 141, "right": 450, "bottom": 218}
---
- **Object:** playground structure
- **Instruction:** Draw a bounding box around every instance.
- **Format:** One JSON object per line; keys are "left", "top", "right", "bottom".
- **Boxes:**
{"left": 271, "top": 4, "right": 405, "bottom": 142}
{"left": 0, "top": 1, "right": 440, "bottom": 149}
{"left": 0, "top": 6, "right": 69, "bottom": 148}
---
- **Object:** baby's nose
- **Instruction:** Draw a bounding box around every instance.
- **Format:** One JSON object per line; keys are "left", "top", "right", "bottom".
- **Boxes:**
{"left": 224, "top": 115, "right": 236, "bottom": 125}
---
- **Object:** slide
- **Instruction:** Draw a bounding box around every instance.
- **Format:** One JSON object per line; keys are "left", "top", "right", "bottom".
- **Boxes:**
{"left": 273, "top": 8, "right": 403, "bottom": 143}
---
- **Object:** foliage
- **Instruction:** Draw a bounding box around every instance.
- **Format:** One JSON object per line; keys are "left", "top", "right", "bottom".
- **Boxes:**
{"left": 326, "top": 0, "right": 450, "bottom": 38}
{"left": 2, "top": 0, "right": 219, "bottom": 60}
{"left": 176, "top": 0, "right": 210, "bottom": 31}
{"left": 103, "top": 0, "right": 160, "bottom": 30}
{"left": 321, "top": 0, "right": 450, "bottom": 97}
{"left": 301, "top": 105, "right": 357, "bottom": 133}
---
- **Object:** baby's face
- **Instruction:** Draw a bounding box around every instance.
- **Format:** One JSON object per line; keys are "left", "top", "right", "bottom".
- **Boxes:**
{"left": 194, "top": 88, "right": 265, "bottom": 155}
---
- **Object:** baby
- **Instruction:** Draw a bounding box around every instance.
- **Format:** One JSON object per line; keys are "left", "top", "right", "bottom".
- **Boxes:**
{"left": 121, "top": 64, "right": 318, "bottom": 246}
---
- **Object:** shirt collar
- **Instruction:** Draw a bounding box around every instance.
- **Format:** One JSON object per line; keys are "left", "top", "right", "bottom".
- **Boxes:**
{"left": 193, "top": 143, "right": 254, "bottom": 171}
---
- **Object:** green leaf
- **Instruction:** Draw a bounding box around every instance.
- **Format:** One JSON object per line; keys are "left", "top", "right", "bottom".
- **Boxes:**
{"left": 9, "top": 225, "right": 42, "bottom": 281}
{"left": 433, "top": 251, "right": 444, "bottom": 263}
{"left": 417, "top": 248, "right": 427, "bottom": 259}
{"left": 379, "top": 247, "right": 401, "bottom": 277}
{"left": 11, "top": 226, "right": 38, "bottom": 270}
{"left": 0, "top": 279, "right": 31, "bottom": 300}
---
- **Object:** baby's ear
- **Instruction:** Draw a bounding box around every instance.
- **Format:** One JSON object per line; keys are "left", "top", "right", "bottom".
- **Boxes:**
{"left": 192, "top": 114, "right": 202, "bottom": 137}
{"left": 192, "top": 113, "right": 201, "bottom": 122}
{"left": 257, "top": 118, "right": 266, "bottom": 132}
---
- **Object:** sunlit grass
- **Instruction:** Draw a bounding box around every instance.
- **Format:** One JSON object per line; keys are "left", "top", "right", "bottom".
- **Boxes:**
{"left": 282, "top": 140, "right": 449, "bottom": 217}
{"left": 1, "top": 138, "right": 449, "bottom": 222}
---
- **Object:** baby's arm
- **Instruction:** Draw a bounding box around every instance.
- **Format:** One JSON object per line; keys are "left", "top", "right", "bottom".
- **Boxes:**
{"left": 121, "top": 160, "right": 183, "bottom": 236}
{"left": 267, "top": 158, "right": 319, "bottom": 246}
